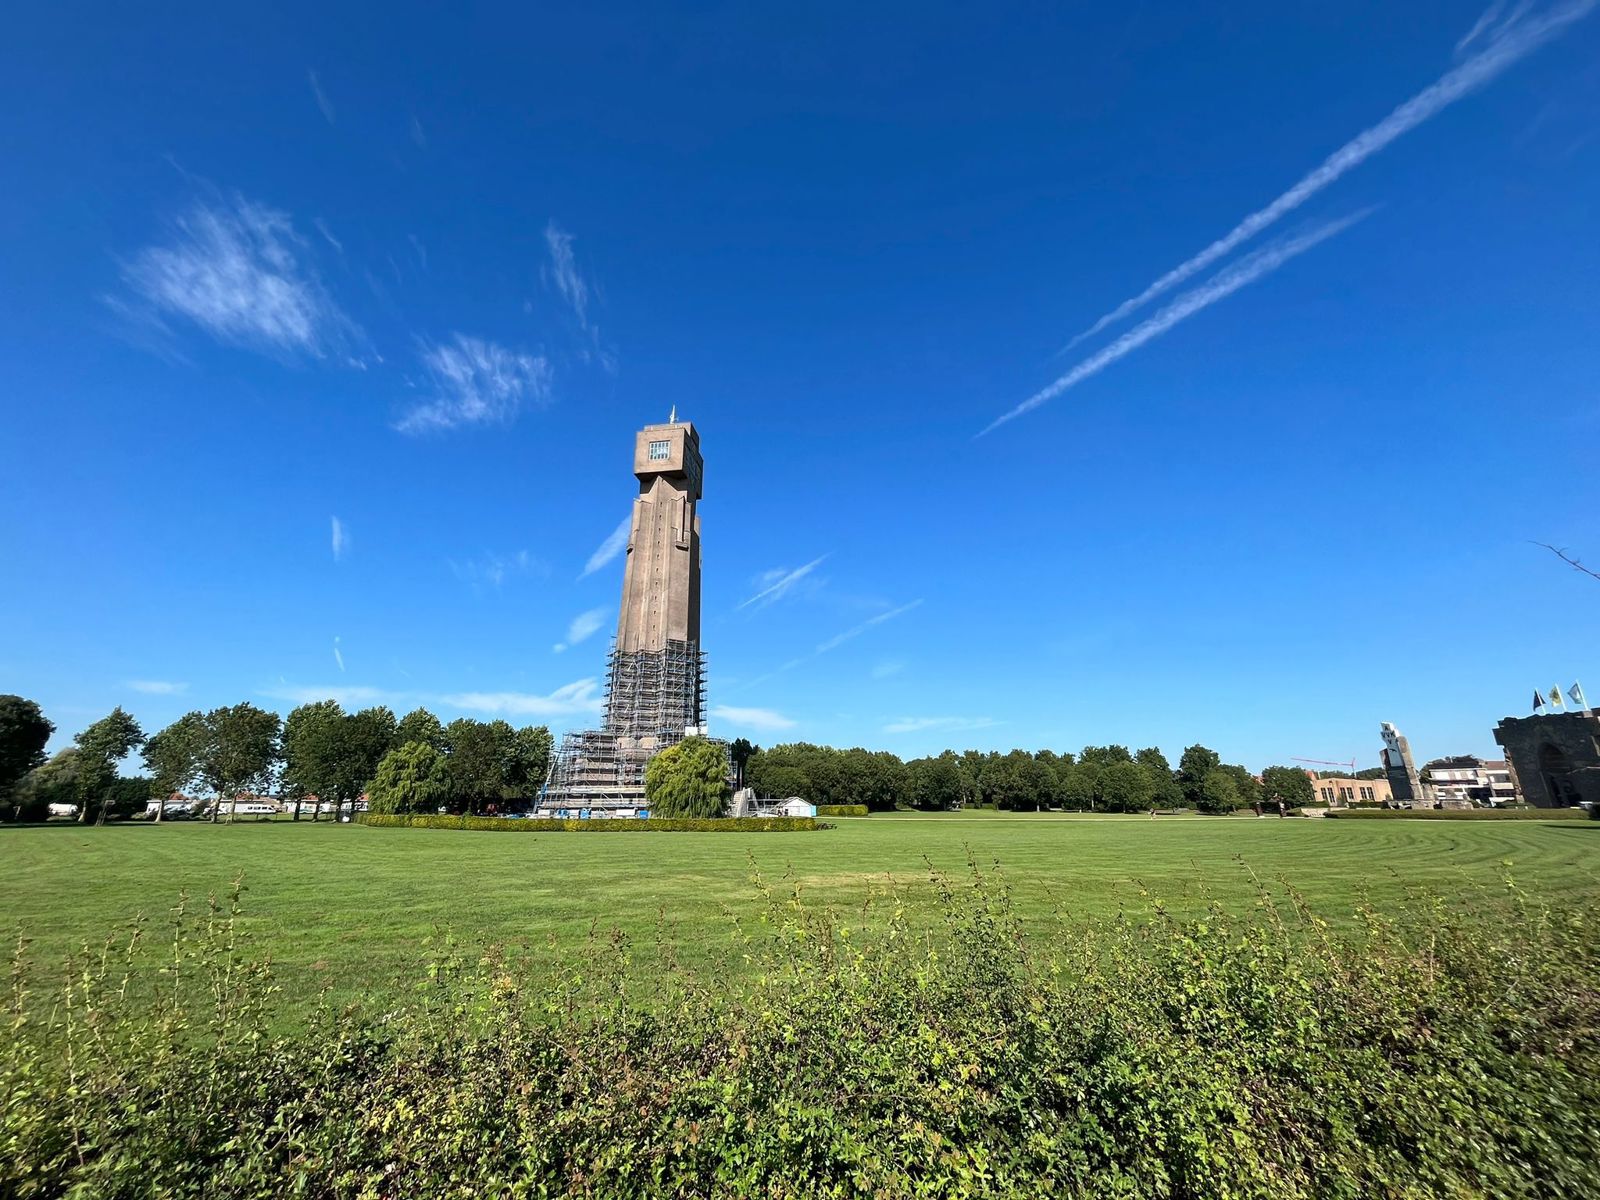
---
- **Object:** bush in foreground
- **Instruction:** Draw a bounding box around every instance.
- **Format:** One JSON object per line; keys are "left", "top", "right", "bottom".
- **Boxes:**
{"left": 815, "top": 803, "right": 868, "bottom": 817}
{"left": 4, "top": 869, "right": 1597, "bottom": 1198}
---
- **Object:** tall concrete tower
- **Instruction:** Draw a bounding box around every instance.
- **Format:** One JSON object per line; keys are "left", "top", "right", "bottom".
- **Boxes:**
{"left": 607, "top": 418, "right": 706, "bottom": 740}
{"left": 542, "top": 415, "right": 708, "bottom": 809}
{"left": 1379, "top": 722, "right": 1429, "bottom": 807}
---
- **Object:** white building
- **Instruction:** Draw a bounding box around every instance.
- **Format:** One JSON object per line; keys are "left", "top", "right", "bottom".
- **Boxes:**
{"left": 1421, "top": 757, "right": 1519, "bottom": 806}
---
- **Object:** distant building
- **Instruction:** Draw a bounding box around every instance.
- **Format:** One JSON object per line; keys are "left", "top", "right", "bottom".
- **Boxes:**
{"left": 1492, "top": 710, "right": 1600, "bottom": 808}
{"left": 1420, "top": 756, "right": 1518, "bottom": 807}
{"left": 1307, "top": 774, "right": 1392, "bottom": 808}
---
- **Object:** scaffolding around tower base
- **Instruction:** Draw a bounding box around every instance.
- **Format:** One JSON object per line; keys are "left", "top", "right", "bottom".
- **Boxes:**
{"left": 540, "top": 638, "right": 709, "bottom": 811}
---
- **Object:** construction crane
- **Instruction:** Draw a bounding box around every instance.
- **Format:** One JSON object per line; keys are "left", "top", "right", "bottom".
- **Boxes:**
{"left": 1291, "top": 756, "right": 1357, "bottom": 774}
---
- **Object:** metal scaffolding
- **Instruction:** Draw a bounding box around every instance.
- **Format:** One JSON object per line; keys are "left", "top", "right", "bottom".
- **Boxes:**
{"left": 541, "top": 638, "right": 707, "bottom": 809}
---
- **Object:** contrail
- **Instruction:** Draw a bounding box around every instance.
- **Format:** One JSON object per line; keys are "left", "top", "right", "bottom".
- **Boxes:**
{"left": 983, "top": 211, "right": 1370, "bottom": 436}
{"left": 1062, "top": 0, "right": 1595, "bottom": 352}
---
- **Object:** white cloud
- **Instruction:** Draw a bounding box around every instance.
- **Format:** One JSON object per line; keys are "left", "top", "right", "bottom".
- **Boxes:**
{"left": 313, "top": 217, "right": 343, "bottom": 254}
{"left": 307, "top": 69, "right": 335, "bottom": 124}
{"left": 816, "top": 599, "right": 924, "bottom": 654}
{"left": 542, "top": 220, "right": 591, "bottom": 331}
{"left": 397, "top": 335, "right": 553, "bottom": 434}
{"left": 451, "top": 549, "right": 543, "bottom": 589}
{"left": 441, "top": 680, "right": 604, "bottom": 717}
{"left": 871, "top": 660, "right": 906, "bottom": 680}
{"left": 579, "top": 514, "right": 632, "bottom": 578}
{"left": 128, "top": 680, "right": 188, "bottom": 695}
{"left": 985, "top": 212, "right": 1367, "bottom": 434}
{"left": 711, "top": 705, "right": 798, "bottom": 733}
{"left": 261, "top": 683, "right": 397, "bottom": 707}
{"left": 553, "top": 606, "right": 609, "bottom": 654}
{"left": 331, "top": 515, "right": 348, "bottom": 562}
{"left": 410, "top": 113, "right": 427, "bottom": 148}
{"left": 883, "top": 715, "right": 1000, "bottom": 735}
{"left": 738, "top": 556, "right": 827, "bottom": 609}
{"left": 1063, "top": 0, "right": 1596, "bottom": 351}
{"left": 119, "top": 194, "right": 355, "bottom": 359}
{"left": 333, "top": 636, "right": 345, "bottom": 673}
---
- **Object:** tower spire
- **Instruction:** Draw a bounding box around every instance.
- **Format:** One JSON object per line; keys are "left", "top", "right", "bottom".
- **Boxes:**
{"left": 669, "top": 404, "right": 676, "bottom": 424}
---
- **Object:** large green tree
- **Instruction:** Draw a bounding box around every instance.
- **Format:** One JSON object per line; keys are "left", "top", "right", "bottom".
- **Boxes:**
{"left": 197, "top": 704, "right": 281, "bottom": 823}
{"left": 141, "top": 711, "right": 206, "bottom": 823}
{"left": 1196, "top": 767, "right": 1241, "bottom": 814}
{"left": 729, "top": 738, "right": 757, "bottom": 791}
{"left": 338, "top": 707, "right": 397, "bottom": 811}
{"left": 502, "top": 724, "right": 554, "bottom": 803}
{"left": 1219, "top": 764, "right": 1261, "bottom": 811}
{"left": 1261, "top": 765, "right": 1315, "bottom": 810}
{"left": 1099, "top": 760, "right": 1156, "bottom": 813}
{"left": 1134, "top": 747, "right": 1183, "bottom": 809}
{"left": 444, "top": 718, "right": 514, "bottom": 814}
{"left": 394, "top": 707, "right": 447, "bottom": 752}
{"left": 281, "top": 700, "right": 345, "bottom": 821}
{"left": 644, "top": 737, "right": 731, "bottom": 818}
{"left": 367, "top": 741, "right": 451, "bottom": 815}
{"left": 73, "top": 708, "right": 145, "bottom": 825}
{"left": 0, "top": 695, "right": 53, "bottom": 820}
{"left": 12, "top": 748, "right": 80, "bottom": 822}
{"left": 907, "top": 752, "right": 966, "bottom": 810}
{"left": 1177, "top": 745, "right": 1223, "bottom": 809}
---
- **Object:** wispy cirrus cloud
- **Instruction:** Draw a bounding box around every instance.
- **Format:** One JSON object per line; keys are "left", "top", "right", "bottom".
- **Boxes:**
{"left": 883, "top": 715, "right": 1001, "bottom": 735}
{"left": 816, "top": 599, "right": 925, "bottom": 654}
{"left": 711, "top": 705, "right": 797, "bottom": 733}
{"left": 117, "top": 194, "right": 356, "bottom": 359}
{"left": 579, "top": 514, "right": 632, "bottom": 578}
{"left": 127, "top": 679, "right": 188, "bottom": 695}
{"left": 542, "top": 220, "right": 592, "bottom": 332}
{"left": 332, "top": 636, "right": 345, "bottom": 673}
{"left": 984, "top": 212, "right": 1368, "bottom": 434}
{"left": 732, "top": 598, "right": 925, "bottom": 694}
{"left": 441, "top": 680, "right": 604, "bottom": 717}
{"left": 330, "top": 515, "right": 348, "bottom": 562}
{"left": 396, "top": 335, "right": 553, "bottom": 434}
{"left": 870, "top": 660, "right": 906, "bottom": 680}
{"left": 307, "top": 70, "right": 335, "bottom": 124}
{"left": 450, "top": 549, "right": 544, "bottom": 590}
{"left": 738, "top": 556, "right": 827, "bottom": 610}
{"left": 553, "top": 606, "right": 609, "bottom": 653}
{"left": 1063, "top": 0, "right": 1596, "bottom": 351}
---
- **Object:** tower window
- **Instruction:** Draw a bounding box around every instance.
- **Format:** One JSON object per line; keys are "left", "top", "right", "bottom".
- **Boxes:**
{"left": 648, "top": 440, "right": 670, "bottom": 461}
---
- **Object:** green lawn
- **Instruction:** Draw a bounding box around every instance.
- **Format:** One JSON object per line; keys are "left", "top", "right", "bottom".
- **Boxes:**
{"left": 5, "top": 812, "right": 1597, "bottom": 1018}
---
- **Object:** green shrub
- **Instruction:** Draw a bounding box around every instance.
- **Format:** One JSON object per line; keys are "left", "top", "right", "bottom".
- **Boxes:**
{"left": 815, "top": 803, "right": 868, "bottom": 817}
{"left": 1325, "top": 807, "right": 1587, "bottom": 821}
{"left": 357, "top": 813, "right": 820, "bottom": 833}
{"left": 5, "top": 868, "right": 1599, "bottom": 1198}
{"left": 644, "top": 736, "right": 731, "bottom": 818}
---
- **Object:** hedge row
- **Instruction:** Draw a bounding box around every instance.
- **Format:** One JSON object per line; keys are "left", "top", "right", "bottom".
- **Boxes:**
{"left": 7, "top": 869, "right": 1599, "bottom": 1197}
{"left": 1325, "top": 807, "right": 1587, "bottom": 821}
{"left": 357, "top": 813, "right": 821, "bottom": 833}
{"left": 815, "top": 804, "right": 869, "bottom": 817}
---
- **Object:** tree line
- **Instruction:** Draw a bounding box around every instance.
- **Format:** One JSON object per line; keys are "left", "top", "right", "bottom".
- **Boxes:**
{"left": 0, "top": 694, "right": 551, "bottom": 823}
{"left": 742, "top": 742, "right": 1316, "bottom": 813}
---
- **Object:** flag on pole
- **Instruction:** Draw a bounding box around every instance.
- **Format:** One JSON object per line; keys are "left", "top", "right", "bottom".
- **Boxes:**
{"left": 1549, "top": 686, "right": 1566, "bottom": 712}
{"left": 1571, "top": 681, "right": 1589, "bottom": 711}
{"left": 1533, "top": 690, "right": 1545, "bottom": 711}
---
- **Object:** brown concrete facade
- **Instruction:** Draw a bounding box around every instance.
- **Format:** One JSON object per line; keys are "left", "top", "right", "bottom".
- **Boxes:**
{"left": 616, "top": 421, "right": 702, "bottom": 655}
{"left": 1492, "top": 711, "right": 1600, "bottom": 808}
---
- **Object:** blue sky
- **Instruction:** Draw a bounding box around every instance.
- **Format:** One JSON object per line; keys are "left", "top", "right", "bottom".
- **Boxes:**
{"left": 3, "top": 1, "right": 1597, "bottom": 770}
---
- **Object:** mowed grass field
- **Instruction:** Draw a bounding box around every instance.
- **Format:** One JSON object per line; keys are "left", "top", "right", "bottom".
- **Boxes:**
{"left": 5, "top": 812, "right": 1597, "bottom": 1019}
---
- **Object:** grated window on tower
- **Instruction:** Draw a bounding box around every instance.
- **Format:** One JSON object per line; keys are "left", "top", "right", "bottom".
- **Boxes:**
{"left": 648, "top": 440, "right": 670, "bottom": 461}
